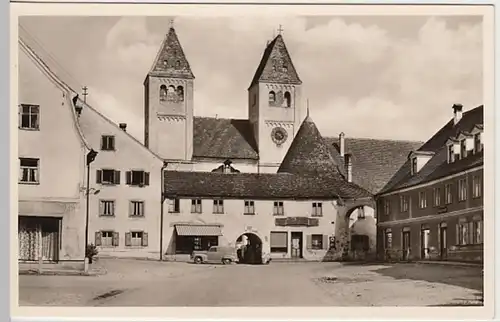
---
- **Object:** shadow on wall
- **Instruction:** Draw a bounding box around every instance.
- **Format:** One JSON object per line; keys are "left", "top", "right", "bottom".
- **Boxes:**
{"left": 373, "top": 264, "right": 484, "bottom": 292}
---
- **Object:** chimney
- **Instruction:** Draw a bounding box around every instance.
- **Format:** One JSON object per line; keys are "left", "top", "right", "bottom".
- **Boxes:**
{"left": 339, "top": 132, "right": 345, "bottom": 157}
{"left": 119, "top": 123, "right": 127, "bottom": 132}
{"left": 452, "top": 103, "right": 463, "bottom": 125}
{"left": 344, "top": 153, "right": 352, "bottom": 183}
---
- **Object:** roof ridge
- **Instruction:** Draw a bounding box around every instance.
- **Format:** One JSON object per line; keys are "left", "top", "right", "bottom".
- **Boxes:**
{"left": 325, "top": 135, "right": 424, "bottom": 144}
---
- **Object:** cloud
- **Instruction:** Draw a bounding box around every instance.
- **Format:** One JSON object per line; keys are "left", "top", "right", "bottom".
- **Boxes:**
{"left": 70, "top": 15, "right": 482, "bottom": 142}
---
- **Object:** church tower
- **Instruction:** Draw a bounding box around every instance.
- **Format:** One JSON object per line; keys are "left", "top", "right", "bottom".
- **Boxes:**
{"left": 144, "top": 25, "right": 194, "bottom": 161}
{"left": 248, "top": 32, "right": 303, "bottom": 171}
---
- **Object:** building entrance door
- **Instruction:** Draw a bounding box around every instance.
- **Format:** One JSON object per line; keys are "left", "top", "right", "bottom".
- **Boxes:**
{"left": 402, "top": 230, "right": 411, "bottom": 260}
{"left": 420, "top": 228, "right": 430, "bottom": 259}
{"left": 440, "top": 226, "right": 447, "bottom": 259}
{"left": 291, "top": 232, "right": 303, "bottom": 258}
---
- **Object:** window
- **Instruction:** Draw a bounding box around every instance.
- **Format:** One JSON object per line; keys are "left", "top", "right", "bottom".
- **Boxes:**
{"left": 458, "top": 222, "right": 469, "bottom": 245}
{"left": 418, "top": 191, "right": 427, "bottom": 209}
{"left": 244, "top": 200, "right": 255, "bottom": 215}
{"left": 191, "top": 199, "right": 202, "bottom": 213}
{"left": 270, "top": 232, "right": 287, "bottom": 253}
{"left": 474, "top": 133, "right": 482, "bottom": 153}
{"left": 284, "top": 91, "right": 291, "bottom": 107}
{"left": 126, "top": 170, "right": 150, "bottom": 186}
{"left": 384, "top": 229, "right": 392, "bottom": 249}
{"left": 460, "top": 140, "right": 467, "bottom": 159}
{"left": 175, "top": 236, "right": 218, "bottom": 254}
{"left": 168, "top": 198, "right": 180, "bottom": 213}
{"left": 167, "top": 85, "right": 176, "bottom": 102}
{"left": 433, "top": 188, "right": 442, "bottom": 207}
{"left": 99, "top": 200, "right": 115, "bottom": 216}
{"left": 399, "top": 195, "right": 409, "bottom": 212}
{"left": 19, "top": 104, "right": 39, "bottom": 130}
{"left": 472, "top": 176, "right": 482, "bottom": 198}
{"left": 177, "top": 86, "right": 184, "bottom": 102}
{"left": 96, "top": 231, "right": 118, "bottom": 247}
{"left": 101, "top": 135, "right": 115, "bottom": 151}
{"left": 311, "top": 234, "right": 323, "bottom": 250}
{"left": 447, "top": 145, "right": 454, "bottom": 163}
{"left": 273, "top": 201, "right": 284, "bottom": 216}
{"left": 472, "top": 220, "right": 483, "bottom": 244}
{"left": 383, "top": 200, "right": 391, "bottom": 215}
{"left": 445, "top": 183, "right": 453, "bottom": 204}
{"left": 19, "top": 158, "right": 39, "bottom": 184}
{"left": 160, "top": 85, "right": 167, "bottom": 101}
{"left": 97, "top": 169, "right": 120, "bottom": 185}
{"left": 125, "top": 231, "right": 148, "bottom": 247}
{"left": 268, "top": 91, "right": 276, "bottom": 103}
{"left": 411, "top": 157, "right": 418, "bottom": 175}
{"left": 130, "top": 201, "right": 145, "bottom": 217}
{"left": 312, "top": 202, "right": 323, "bottom": 217}
{"left": 458, "top": 179, "right": 467, "bottom": 202}
{"left": 213, "top": 199, "right": 224, "bottom": 214}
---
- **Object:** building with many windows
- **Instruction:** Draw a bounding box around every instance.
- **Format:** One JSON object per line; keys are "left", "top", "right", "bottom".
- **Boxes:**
{"left": 18, "top": 25, "right": 422, "bottom": 263}
{"left": 376, "top": 104, "right": 484, "bottom": 263}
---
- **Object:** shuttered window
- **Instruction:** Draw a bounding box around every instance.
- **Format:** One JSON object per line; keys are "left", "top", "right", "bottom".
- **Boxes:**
{"left": 270, "top": 232, "right": 287, "bottom": 253}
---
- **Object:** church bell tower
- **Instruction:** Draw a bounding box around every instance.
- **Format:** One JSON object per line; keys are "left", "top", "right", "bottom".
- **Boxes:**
{"left": 248, "top": 29, "right": 303, "bottom": 171}
{"left": 144, "top": 24, "right": 194, "bottom": 161}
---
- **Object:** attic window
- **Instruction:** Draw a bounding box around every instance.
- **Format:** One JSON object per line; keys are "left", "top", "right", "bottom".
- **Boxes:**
{"left": 163, "top": 60, "right": 168, "bottom": 66}
{"left": 175, "top": 60, "right": 181, "bottom": 68}
{"left": 447, "top": 145, "right": 454, "bottom": 163}
{"left": 474, "top": 133, "right": 482, "bottom": 153}
{"left": 282, "top": 64, "right": 288, "bottom": 72}
{"left": 460, "top": 139, "right": 467, "bottom": 159}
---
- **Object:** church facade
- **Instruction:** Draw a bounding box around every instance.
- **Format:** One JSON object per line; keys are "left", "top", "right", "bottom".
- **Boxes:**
{"left": 18, "top": 25, "right": 422, "bottom": 263}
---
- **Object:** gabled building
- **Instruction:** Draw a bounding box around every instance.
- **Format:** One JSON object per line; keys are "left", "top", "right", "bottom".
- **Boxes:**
{"left": 376, "top": 104, "right": 484, "bottom": 263}
{"left": 18, "top": 38, "right": 90, "bottom": 263}
{"left": 162, "top": 113, "right": 373, "bottom": 262}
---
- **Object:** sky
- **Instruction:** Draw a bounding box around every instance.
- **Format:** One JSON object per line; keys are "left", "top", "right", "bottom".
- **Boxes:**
{"left": 19, "top": 15, "right": 483, "bottom": 142}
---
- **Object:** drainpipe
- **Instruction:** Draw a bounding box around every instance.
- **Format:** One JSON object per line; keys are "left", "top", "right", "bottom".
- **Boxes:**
{"left": 159, "top": 161, "right": 168, "bottom": 261}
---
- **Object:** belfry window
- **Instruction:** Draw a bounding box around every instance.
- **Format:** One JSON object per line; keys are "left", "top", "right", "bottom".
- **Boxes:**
{"left": 159, "top": 85, "right": 167, "bottom": 101}
{"left": 284, "top": 91, "right": 291, "bottom": 107}
{"left": 268, "top": 91, "right": 276, "bottom": 104}
{"left": 177, "top": 86, "right": 184, "bottom": 102}
{"left": 167, "top": 85, "right": 176, "bottom": 102}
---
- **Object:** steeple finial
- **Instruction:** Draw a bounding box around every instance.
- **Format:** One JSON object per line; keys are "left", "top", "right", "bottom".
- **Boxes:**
{"left": 278, "top": 24, "right": 284, "bottom": 35}
{"left": 169, "top": 19, "right": 174, "bottom": 29}
{"left": 306, "top": 98, "right": 310, "bottom": 118}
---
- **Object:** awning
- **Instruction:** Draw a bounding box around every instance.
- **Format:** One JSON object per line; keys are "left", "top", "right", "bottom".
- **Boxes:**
{"left": 175, "top": 224, "right": 222, "bottom": 237}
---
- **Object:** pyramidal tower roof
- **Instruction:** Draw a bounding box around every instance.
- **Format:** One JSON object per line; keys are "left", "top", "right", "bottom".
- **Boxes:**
{"left": 148, "top": 27, "right": 194, "bottom": 79}
{"left": 249, "top": 34, "right": 301, "bottom": 88}
{"left": 278, "top": 113, "right": 342, "bottom": 176}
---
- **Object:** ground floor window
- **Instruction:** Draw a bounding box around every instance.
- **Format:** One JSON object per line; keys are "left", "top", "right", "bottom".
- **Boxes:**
{"left": 270, "top": 231, "right": 287, "bottom": 253}
{"left": 18, "top": 216, "right": 60, "bottom": 261}
{"left": 125, "top": 231, "right": 148, "bottom": 247}
{"left": 384, "top": 229, "right": 392, "bottom": 249}
{"left": 175, "top": 235, "right": 219, "bottom": 254}
{"left": 472, "top": 220, "right": 483, "bottom": 244}
{"left": 310, "top": 234, "right": 323, "bottom": 250}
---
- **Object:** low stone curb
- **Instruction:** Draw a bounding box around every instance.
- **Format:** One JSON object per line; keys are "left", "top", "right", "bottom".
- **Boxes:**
{"left": 19, "top": 267, "right": 107, "bottom": 277}
{"left": 416, "top": 261, "right": 483, "bottom": 268}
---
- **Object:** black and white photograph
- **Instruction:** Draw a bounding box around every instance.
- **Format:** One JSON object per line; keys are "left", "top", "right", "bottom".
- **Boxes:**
{"left": 10, "top": 2, "right": 495, "bottom": 320}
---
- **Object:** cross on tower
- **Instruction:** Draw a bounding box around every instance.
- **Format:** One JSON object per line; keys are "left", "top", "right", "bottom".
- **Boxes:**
{"left": 82, "top": 86, "right": 88, "bottom": 103}
{"left": 169, "top": 19, "right": 175, "bottom": 28}
{"left": 277, "top": 25, "right": 284, "bottom": 35}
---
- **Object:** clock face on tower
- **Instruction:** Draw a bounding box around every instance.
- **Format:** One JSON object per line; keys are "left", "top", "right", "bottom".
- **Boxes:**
{"left": 271, "top": 127, "right": 288, "bottom": 146}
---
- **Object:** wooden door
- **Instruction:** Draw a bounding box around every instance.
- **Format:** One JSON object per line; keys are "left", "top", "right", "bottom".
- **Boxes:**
{"left": 420, "top": 229, "right": 430, "bottom": 260}
{"left": 402, "top": 231, "right": 411, "bottom": 260}
{"left": 291, "top": 232, "right": 303, "bottom": 258}
{"left": 440, "top": 227, "right": 447, "bottom": 259}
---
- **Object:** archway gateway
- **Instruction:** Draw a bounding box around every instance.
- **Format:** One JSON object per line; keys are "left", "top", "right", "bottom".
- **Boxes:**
{"left": 236, "top": 233, "right": 263, "bottom": 264}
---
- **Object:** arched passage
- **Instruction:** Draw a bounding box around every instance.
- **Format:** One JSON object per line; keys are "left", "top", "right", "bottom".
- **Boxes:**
{"left": 236, "top": 233, "right": 263, "bottom": 264}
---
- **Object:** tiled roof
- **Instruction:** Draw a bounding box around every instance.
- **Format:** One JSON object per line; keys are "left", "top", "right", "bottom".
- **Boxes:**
{"left": 278, "top": 115, "right": 344, "bottom": 176}
{"left": 164, "top": 171, "right": 372, "bottom": 200}
{"left": 249, "top": 34, "right": 302, "bottom": 88}
{"left": 324, "top": 137, "right": 424, "bottom": 194}
{"left": 378, "top": 105, "right": 484, "bottom": 194}
{"left": 148, "top": 27, "right": 194, "bottom": 79}
{"left": 192, "top": 117, "right": 259, "bottom": 160}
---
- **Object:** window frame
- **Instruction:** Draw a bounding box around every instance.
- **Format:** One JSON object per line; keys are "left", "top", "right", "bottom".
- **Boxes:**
{"left": 418, "top": 191, "right": 427, "bottom": 209}
{"left": 191, "top": 199, "right": 202, "bottom": 213}
{"left": 433, "top": 187, "right": 442, "bottom": 207}
{"left": 472, "top": 175, "right": 482, "bottom": 198}
{"left": 19, "top": 157, "right": 40, "bottom": 184}
{"left": 129, "top": 200, "right": 145, "bottom": 217}
{"left": 458, "top": 178, "right": 467, "bottom": 202}
{"left": 99, "top": 199, "right": 115, "bottom": 217}
{"left": 101, "top": 135, "right": 116, "bottom": 151}
{"left": 445, "top": 183, "right": 453, "bottom": 204}
{"left": 312, "top": 202, "right": 323, "bottom": 217}
{"left": 19, "top": 104, "right": 40, "bottom": 130}
{"left": 244, "top": 200, "right": 255, "bottom": 215}
{"left": 168, "top": 198, "right": 180, "bottom": 213}
{"left": 311, "top": 234, "right": 323, "bottom": 250}
{"left": 213, "top": 199, "right": 224, "bottom": 214}
{"left": 270, "top": 231, "right": 288, "bottom": 253}
{"left": 273, "top": 201, "right": 284, "bottom": 216}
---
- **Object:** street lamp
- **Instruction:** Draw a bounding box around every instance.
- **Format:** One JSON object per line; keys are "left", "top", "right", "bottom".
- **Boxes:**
{"left": 159, "top": 161, "right": 168, "bottom": 261}
{"left": 85, "top": 149, "right": 98, "bottom": 259}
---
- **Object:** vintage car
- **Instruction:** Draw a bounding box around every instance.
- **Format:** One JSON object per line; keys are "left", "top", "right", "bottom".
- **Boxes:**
{"left": 191, "top": 246, "right": 238, "bottom": 265}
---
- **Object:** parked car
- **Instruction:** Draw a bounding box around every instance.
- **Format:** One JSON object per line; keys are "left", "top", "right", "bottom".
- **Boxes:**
{"left": 191, "top": 246, "right": 238, "bottom": 265}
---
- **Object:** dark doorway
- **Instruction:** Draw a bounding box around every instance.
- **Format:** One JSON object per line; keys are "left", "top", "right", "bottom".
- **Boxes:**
{"left": 236, "top": 233, "right": 262, "bottom": 264}
{"left": 291, "top": 232, "right": 303, "bottom": 258}
{"left": 402, "top": 230, "right": 411, "bottom": 261}
{"left": 440, "top": 226, "right": 447, "bottom": 260}
{"left": 420, "top": 228, "right": 430, "bottom": 259}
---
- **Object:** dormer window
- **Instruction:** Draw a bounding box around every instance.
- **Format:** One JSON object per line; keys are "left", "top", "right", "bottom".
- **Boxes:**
{"left": 474, "top": 133, "right": 482, "bottom": 153}
{"left": 411, "top": 157, "right": 417, "bottom": 176}
{"left": 446, "top": 138, "right": 460, "bottom": 163}
{"left": 460, "top": 139, "right": 467, "bottom": 159}
{"left": 447, "top": 145, "right": 454, "bottom": 163}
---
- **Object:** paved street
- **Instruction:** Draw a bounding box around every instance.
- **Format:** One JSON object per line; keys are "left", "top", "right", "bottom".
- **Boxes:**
{"left": 19, "top": 259, "right": 483, "bottom": 307}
